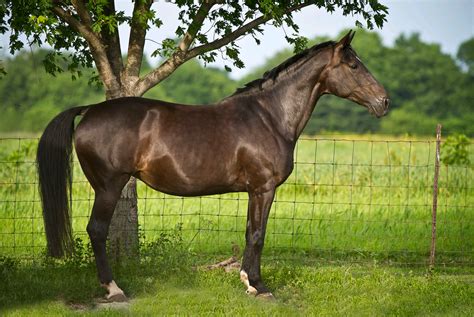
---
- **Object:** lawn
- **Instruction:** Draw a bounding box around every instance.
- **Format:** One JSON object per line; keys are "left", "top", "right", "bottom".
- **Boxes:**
{"left": 1, "top": 253, "right": 473, "bottom": 316}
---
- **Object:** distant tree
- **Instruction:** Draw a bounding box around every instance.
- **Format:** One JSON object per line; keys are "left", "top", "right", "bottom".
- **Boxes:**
{"left": 457, "top": 37, "right": 474, "bottom": 76}
{"left": 0, "top": 52, "right": 236, "bottom": 131}
{"left": 381, "top": 34, "right": 473, "bottom": 135}
{"left": 145, "top": 59, "right": 235, "bottom": 105}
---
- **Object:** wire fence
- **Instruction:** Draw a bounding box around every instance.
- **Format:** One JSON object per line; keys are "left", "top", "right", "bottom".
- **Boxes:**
{"left": 0, "top": 134, "right": 472, "bottom": 266}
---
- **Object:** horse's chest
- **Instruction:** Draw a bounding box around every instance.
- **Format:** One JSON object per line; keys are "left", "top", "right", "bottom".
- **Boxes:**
{"left": 239, "top": 146, "right": 294, "bottom": 189}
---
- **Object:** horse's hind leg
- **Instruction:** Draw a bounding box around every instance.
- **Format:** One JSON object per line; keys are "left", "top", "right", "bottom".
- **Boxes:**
{"left": 87, "top": 174, "right": 130, "bottom": 301}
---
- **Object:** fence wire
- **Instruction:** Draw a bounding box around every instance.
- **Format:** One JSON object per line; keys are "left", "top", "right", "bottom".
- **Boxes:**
{"left": 0, "top": 136, "right": 472, "bottom": 266}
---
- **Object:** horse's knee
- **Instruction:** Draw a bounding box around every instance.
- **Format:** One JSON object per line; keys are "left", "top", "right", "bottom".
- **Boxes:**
{"left": 87, "top": 220, "right": 108, "bottom": 242}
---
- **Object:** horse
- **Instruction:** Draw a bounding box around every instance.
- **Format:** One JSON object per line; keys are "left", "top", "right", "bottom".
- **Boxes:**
{"left": 36, "top": 31, "right": 389, "bottom": 301}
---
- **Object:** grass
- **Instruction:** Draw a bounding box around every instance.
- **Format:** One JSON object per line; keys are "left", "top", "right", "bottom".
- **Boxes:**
{"left": 1, "top": 252, "right": 473, "bottom": 316}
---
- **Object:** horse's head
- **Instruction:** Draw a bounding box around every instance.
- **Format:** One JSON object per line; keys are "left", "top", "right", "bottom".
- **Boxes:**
{"left": 323, "top": 31, "right": 390, "bottom": 117}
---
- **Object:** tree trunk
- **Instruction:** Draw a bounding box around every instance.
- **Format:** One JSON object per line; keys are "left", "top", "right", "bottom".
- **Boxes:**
{"left": 108, "top": 177, "right": 139, "bottom": 261}
{"left": 105, "top": 88, "right": 139, "bottom": 261}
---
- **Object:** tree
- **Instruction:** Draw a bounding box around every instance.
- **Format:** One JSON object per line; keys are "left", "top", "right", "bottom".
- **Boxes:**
{"left": 380, "top": 34, "right": 474, "bottom": 135}
{"left": 457, "top": 37, "right": 474, "bottom": 76}
{"left": 0, "top": 0, "right": 388, "bottom": 257}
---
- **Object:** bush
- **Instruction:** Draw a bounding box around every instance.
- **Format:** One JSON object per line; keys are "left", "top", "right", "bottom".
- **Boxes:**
{"left": 441, "top": 134, "right": 471, "bottom": 166}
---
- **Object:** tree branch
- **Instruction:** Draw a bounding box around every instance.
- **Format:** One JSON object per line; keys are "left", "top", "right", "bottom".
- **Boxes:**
{"left": 135, "top": 51, "right": 187, "bottom": 96}
{"left": 187, "top": 2, "right": 310, "bottom": 59}
{"left": 100, "top": 0, "right": 123, "bottom": 84}
{"left": 123, "top": 0, "right": 153, "bottom": 83}
{"left": 136, "top": 2, "right": 311, "bottom": 96}
{"left": 71, "top": 0, "right": 92, "bottom": 26}
{"left": 177, "top": 1, "right": 216, "bottom": 52}
{"left": 52, "top": 5, "right": 120, "bottom": 98}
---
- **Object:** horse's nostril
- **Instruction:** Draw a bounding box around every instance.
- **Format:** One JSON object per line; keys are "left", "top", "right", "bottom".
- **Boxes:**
{"left": 384, "top": 98, "right": 390, "bottom": 108}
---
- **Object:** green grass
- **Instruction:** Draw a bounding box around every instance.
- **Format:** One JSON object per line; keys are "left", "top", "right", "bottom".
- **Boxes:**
{"left": 1, "top": 254, "right": 473, "bottom": 316}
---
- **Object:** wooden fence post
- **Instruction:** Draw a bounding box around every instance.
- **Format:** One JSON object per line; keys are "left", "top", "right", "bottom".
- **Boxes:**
{"left": 430, "top": 124, "right": 442, "bottom": 269}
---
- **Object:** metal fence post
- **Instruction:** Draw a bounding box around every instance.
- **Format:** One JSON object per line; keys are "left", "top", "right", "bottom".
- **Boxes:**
{"left": 430, "top": 124, "right": 442, "bottom": 269}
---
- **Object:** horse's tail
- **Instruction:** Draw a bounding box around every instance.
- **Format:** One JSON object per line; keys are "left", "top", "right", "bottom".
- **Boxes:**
{"left": 36, "top": 106, "right": 89, "bottom": 257}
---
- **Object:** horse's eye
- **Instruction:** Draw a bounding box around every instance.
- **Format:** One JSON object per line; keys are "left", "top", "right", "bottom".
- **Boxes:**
{"left": 350, "top": 63, "right": 358, "bottom": 69}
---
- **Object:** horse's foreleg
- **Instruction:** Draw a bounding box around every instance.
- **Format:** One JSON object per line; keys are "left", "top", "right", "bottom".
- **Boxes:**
{"left": 241, "top": 188, "right": 275, "bottom": 298}
{"left": 87, "top": 181, "right": 128, "bottom": 302}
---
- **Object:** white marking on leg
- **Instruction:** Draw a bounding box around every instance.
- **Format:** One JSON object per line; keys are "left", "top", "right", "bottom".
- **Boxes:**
{"left": 240, "top": 270, "right": 257, "bottom": 295}
{"left": 102, "top": 280, "right": 125, "bottom": 299}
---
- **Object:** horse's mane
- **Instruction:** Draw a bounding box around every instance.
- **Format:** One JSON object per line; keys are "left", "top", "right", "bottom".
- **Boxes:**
{"left": 234, "top": 40, "right": 335, "bottom": 95}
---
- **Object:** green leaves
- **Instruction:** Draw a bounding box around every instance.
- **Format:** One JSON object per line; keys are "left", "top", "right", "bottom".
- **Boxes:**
{"left": 0, "top": 0, "right": 389, "bottom": 91}
{"left": 457, "top": 38, "right": 474, "bottom": 76}
{"left": 286, "top": 35, "right": 309, "bottom": 54}
{"left": 151, "top": 38, "right": 178, "bottom": 58}
{"left": 441, "top": 134, "right": 471, "bottom": 166}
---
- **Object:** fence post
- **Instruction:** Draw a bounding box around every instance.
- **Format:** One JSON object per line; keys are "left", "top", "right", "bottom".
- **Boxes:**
{"left": 430, "top": 124, "right": 442, "bottom": 269}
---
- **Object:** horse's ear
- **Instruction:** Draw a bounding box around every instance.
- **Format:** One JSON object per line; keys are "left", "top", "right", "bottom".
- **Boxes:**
{"left": 336, "top": 30, "right": 355, "bottom": 48}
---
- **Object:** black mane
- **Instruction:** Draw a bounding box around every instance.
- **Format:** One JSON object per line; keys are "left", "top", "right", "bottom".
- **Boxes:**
{"left": 234, "top": 40, "right": 335, "bottom": 95}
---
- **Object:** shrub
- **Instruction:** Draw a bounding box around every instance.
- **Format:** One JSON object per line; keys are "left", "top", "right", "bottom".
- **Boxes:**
{"left": 441, "top": 134, "right": 471, "bottom": 166}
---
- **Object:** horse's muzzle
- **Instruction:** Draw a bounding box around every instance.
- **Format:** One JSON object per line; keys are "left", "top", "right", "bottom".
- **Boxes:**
{"left": 373, "top": 97, "right": 390, "bottom": 118}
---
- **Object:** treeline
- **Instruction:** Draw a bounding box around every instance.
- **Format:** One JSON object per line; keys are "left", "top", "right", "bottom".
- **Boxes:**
{"left": 0, "top": 29, "right": 472, "bottom": 136}
{"left": 0, "top": 51, "right": 235, "bottom": 131}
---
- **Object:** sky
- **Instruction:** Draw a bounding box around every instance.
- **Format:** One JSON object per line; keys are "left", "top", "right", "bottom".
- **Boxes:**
{"left": 2, "top": 0, "right": 473, "bottom": 79}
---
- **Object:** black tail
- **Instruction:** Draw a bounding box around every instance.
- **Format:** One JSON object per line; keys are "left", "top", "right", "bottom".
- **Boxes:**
{"left": 37, "top": 106, "right": 88, "bottom": 257}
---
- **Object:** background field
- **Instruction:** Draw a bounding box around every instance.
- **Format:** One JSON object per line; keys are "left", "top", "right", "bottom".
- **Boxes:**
{"left": 1, "top": 135, "right": 472, "bottom": 265}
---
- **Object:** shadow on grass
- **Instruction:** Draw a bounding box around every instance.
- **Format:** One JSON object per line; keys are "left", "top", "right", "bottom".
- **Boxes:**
{"left": 0, "top": 229, "right": 199, "bottom": 313}
{"left": 0, "top": 256, "right": 201, "bottom": 313}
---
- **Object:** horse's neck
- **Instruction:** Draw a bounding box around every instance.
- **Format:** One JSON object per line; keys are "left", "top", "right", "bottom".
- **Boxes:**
{"left": 258, "top": 54, "right": 329, "bottom": 143}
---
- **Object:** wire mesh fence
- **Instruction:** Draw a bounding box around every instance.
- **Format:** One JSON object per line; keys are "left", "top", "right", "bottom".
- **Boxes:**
{"left": 0, "top": 135, "right": 472, "bottom": 266}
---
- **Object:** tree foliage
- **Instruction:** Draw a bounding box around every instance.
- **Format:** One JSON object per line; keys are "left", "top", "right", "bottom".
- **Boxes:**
{"left": 457, "top": 38, "right": 474, "bottom": 76}
{"left": 0, "top": 0, "right": 388, "bottom": 99}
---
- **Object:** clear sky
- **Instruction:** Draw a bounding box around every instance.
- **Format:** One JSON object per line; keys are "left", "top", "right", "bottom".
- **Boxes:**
{"left": 117, "top": 0, "right": 473, "bottom": 78}
{"left": 2, "top": 0, "right": 473, "bottom": 79}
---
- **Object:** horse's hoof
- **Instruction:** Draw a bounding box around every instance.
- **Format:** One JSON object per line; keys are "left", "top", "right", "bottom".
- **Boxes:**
{"left": 256, "top": 292, "right": 275, "bottom": 300}
{"left": 106, "top": 293, "right": 128, "bottom": 303}
{"left": 245, "top": 287, "right": 258, "bottom": 296}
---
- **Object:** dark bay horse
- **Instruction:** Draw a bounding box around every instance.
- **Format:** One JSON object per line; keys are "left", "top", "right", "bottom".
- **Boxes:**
{"left": 37, "top": 31, "right": 389, "bottom": 300}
